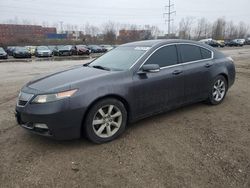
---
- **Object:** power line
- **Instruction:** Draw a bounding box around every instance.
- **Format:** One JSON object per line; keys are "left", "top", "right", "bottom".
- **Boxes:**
{"left": 163, "top": 0, "right": 176, "bottom": 36}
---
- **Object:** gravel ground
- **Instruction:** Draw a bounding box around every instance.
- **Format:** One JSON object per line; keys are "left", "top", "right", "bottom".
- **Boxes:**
{"left": 0, "top": 47, "right": 249, "bottom": 188}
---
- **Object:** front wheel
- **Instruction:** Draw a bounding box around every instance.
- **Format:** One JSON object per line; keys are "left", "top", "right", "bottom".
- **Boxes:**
{"left": 84, "top": 98, "right": 127, "bottom": 143}
{"left": 207, "top": 75, "right": 228, "bottom": 105}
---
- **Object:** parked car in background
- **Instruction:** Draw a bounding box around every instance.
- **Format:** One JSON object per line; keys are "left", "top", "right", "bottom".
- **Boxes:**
{"left": 100, "top": 45, "right": 114, "bottom": 51}
{"left": 216, "top": 40, "right": 225, "bottom": 47}
{"left": 236, "top": 39, "right": 245, "bottom": 46}
{"left": 200, "top": 39, "right": 224, "bottom": 48}
{"left": 13, "top": 47, "right": 31, "bottom": 58}
{"left": 47, "top": 45, "right": 56, "bottom": 53}
{"left": 26, "top": 46, "right": 36, "bottom": 56}
{"left": 6, "top": 46, "right": 16, "bottom": 56}
{"left": 246, "top": 38, "right": 250, "bottom": 45}
{"left": 227, "top": 39, "right": 244, "bottom": 47}
{"left": 75, "top": 45, "right": 91, "bottom": 55}
{"left": 53, "top": 45, "right": 72, "bottom": 56}
{"left": 0, "top": 47, "right": 8, "bottom": 59}
{"left": 15, "top": 39, "right": 235, "bottom": 143}
{"left": 35, "top": 46, "right": 53, "bottom": 57}
{"left": 87, "top": 45, "right": 107, "bottom": 53}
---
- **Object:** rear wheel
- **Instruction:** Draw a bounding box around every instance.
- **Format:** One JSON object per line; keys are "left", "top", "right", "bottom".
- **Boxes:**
{"left": 84, "top": 98, "right": 127, "bottom": 143}
{"left": 208, "top": 75, "right": 227, "bottom": 105}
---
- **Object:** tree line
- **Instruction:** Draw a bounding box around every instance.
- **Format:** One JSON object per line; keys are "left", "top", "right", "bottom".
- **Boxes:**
{"left": 1, "top": 17, "right": 249, "bottom": 46}
{"left": 178, "top": 17, "right": 249, "bottom": 40}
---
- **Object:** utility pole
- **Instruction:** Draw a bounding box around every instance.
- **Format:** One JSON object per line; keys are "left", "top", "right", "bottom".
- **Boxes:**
{"left": 164, "top": 0, "right": 176, "bottom": 37}
{"left": 59, "top": 21, "right": 63, "bottom": 34}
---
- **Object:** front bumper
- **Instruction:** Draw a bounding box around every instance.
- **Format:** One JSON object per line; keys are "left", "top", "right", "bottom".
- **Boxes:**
{"left": 58, "top": 51, "right": 71, "bottom": 56}
{"left": 0, "top": 54, "right": 8, "bottom": 59}
{"left": 36, "top": 53, "right": 52, "bottom": 57}
{"left": 15, "top": 99, "right": 86, "bottom": 140}
{"left": 14, "top": 53, "right": 31, "bottom": 58}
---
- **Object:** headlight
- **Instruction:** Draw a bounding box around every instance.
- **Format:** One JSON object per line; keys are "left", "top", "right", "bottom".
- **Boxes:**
{"left": 32, "top": 89, "right": 78, "bottom": 104}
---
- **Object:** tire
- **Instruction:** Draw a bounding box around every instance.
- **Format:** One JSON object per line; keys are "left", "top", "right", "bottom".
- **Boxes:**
{"left": 84, "top": 98, "right": 127, "bottom": 144}
{"left": 207, "top": 75, "right": 228, "bottom": 105}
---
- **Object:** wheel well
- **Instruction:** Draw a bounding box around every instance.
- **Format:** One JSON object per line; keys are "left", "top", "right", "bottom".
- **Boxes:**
{"left": 80, "top": 95, "right": 130, "bottom": 136}
{"left": 218, "top": 73, "right": 228, "bottom": 86}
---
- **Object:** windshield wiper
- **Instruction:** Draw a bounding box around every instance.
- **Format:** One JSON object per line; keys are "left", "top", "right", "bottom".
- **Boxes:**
{"left": 83, "top": 63, "right": 90, "bottom": 67}
{"left": 92, "top": 65, "right": 111, "bottom": 71}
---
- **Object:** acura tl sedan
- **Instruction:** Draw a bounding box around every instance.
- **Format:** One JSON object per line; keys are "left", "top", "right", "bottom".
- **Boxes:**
{"left": 15, "top": 40, "right": 235, "bottom": 143}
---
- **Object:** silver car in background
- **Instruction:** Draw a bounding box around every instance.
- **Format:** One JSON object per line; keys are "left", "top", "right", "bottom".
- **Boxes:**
{"left": 35, "top": 46, "right": 53, "bottom": 57}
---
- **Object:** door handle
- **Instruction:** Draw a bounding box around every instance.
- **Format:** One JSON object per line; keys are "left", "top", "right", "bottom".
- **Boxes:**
{"left": 172, "top": 70, "right": 183, "bottom": 75}
{"left": 205, "top": 63, "right": 213, "bottom": 68}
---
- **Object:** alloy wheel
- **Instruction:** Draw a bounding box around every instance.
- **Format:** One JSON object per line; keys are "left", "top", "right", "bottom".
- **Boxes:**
{"left": 92, "top": 105, "right": 122, "bottom": 138}
{"left": 212, "top": 79, "right": 226, "bottom": 102}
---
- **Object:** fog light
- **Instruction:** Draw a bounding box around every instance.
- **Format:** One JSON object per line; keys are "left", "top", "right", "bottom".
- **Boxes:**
{"left": 34, "top": 123, "right": 48, "bottom": 129}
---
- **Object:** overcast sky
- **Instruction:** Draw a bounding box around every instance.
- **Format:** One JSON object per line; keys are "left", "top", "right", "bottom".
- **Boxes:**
{"left": 0, "top": 0, "right": 249, "bottom": 32}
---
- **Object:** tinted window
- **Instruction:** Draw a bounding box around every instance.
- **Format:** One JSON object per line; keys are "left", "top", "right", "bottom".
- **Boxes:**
{"left": 145, "top": 45, "right": 178, "bottom": 67}
{"left": 179, "top": 44, "right": 202, "bottom": 63}
{"left": 200, "top": 48, "right": 212, "bottom": 59}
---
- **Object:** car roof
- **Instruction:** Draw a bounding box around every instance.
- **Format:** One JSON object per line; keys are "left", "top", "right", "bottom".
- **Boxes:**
{"left": 120, "top": 39, "right": 225, "bottom": 59}
{"left": 121, "top": 39, "right": 209, "bottom": 48}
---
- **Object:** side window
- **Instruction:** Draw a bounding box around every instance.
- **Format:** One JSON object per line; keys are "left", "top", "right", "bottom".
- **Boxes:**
{"left": 200, "top": 47, "right": 212, "bottom": 59}
{"left": 179, "top": 44, "right": 202, "bottom": 63}
{"left": 145, "top": 45, "right": 178, "bottom": 67}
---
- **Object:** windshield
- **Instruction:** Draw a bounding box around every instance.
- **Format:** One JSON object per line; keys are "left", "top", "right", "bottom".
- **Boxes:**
{"left": 37, "top": 46, "right": 49, "bottom": 50}
{"left": 15, "top": 47, "right": 27, "bottom": 51}
{"left": 0, "top": 48, "right": 5, "bottom": 53}
{"left": 89, "top": 46, "right": 149, "bottom": 71}
{"left": 77, "top": 45, "right": 86, "bottom": 48}
{"left": 89, "top": 45, "right": 100, "bottom": 49}
{"left": 57, "top": 45, "right": 68, "bottom": 50}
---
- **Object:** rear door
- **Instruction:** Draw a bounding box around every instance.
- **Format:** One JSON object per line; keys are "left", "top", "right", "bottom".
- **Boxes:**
{"left": 177, "top": 44, "right": 213, "bottom": 103}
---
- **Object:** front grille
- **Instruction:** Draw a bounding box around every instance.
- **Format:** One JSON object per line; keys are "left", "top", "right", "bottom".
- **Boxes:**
{"left": 18, "top": 100, "right": 28, "bottom": 106}
{"left": 17, "top": 92, "right": 34, "bottom": 107}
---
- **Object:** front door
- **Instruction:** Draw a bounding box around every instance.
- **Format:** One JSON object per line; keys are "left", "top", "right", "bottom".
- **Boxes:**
{"left": 132, "top": 45, "right": 185, "bottom": 119}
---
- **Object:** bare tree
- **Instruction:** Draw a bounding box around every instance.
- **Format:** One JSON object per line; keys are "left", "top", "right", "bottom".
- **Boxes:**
{"left": 178, "top": 17, "right": 194, "bottom": 39}
{"left": 225, "top": 21, "right": 238, "bottom": 39}
{"left": 212, "top": 18, "right": 226, "bottom": 40}
{"left": 144, "top": 25, "right": 160, "bottom": 39}
{"left": 194, "top": 18, "right": 211, "bottom": 40}
{"left": 237, "top": 21, "right": 248, "bottom": 38}
{"left": 102, "top": 21, "right": 117, "bottom": 44}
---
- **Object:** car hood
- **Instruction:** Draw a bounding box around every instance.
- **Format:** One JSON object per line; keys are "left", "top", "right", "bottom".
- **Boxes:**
{"left": 26, "top": 66, "right": 111, "bottom": 92}
{"left": 15, "top": 51, "right": 29, "bottom": 53}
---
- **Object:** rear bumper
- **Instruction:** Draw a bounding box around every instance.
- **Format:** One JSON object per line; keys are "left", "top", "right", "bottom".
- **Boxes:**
{"left": 15, "top": 101, "right": 86, "bottom": 140}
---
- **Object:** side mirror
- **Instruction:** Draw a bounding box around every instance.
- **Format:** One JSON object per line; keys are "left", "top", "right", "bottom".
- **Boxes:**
{"left": 138, "top": 64, "right": 160, "bottom": 74}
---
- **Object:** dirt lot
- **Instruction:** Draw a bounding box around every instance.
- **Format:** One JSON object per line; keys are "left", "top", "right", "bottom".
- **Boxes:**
{"left": 0, "top": 47, "right": 249, "bottom": 188}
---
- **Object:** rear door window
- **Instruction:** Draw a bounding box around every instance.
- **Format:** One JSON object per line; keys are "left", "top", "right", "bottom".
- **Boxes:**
{"left": 179, "top": 44, "right": 202, "bottom": 63}
{"left": 200, "top": 48, "right": 212, "bottom": 59}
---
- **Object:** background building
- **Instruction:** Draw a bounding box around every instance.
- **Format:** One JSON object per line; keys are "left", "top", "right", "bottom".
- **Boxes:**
{"left": 117, "top": 29, "right": 152, "bottom": 43}
{"left": 0, "top": 24, "right": 57, "bottom": 45}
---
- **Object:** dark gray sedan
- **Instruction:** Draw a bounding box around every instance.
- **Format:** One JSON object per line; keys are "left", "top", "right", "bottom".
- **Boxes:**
{"left": 15, "top": 40, "right": 235, "bottom": 143}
